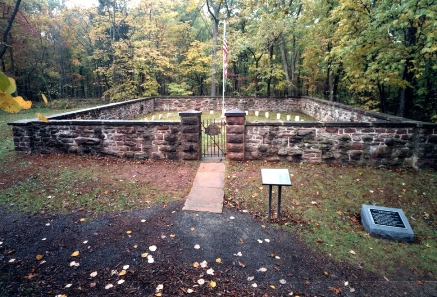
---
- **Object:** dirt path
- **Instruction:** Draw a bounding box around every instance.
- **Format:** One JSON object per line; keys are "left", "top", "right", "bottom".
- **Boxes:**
{"left": 1, "top": 201, "right": 436, "bottom": 296}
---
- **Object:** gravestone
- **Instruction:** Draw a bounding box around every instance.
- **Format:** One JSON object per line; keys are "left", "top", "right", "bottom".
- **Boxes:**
{"left": 361, "top": 204, "right": 414, "bottom": 242}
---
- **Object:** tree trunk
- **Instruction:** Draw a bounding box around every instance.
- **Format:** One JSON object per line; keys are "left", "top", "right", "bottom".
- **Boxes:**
{"left": 0, "top": 0, "right": 21, "bottom": 60}
{"left": 206, "top": 0, "right": 221, "bottom": 97}
{"left": 279, "top": 34, "right": 292, "bottom": 96}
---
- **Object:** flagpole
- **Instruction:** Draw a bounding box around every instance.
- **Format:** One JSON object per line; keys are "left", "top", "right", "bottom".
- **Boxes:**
{"left": 222, "top": 20, "right": 226, "bottom": 116}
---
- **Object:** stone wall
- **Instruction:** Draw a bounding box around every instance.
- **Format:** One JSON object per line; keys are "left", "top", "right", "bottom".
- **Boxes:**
{"left": 11, "top": 120, "right": 182, "bottom": 160}
{"left": 8, "top": 96, "right": 437, "bottom": 167}
{"left": 244, "top": 121, "right": 437, "bottom": 169}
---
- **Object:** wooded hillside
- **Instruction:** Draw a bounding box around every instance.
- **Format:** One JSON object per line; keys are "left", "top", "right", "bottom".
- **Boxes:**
{"left": 1, "top": 0, "right": 436, "bottom": 121}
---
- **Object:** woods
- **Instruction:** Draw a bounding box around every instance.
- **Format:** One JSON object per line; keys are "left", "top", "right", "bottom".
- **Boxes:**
{"left": 0, "top": 0, "right": 436, "bottom": 121}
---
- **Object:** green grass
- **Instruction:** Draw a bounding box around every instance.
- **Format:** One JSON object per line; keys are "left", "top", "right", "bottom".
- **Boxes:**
{"left": 138, "top": 110, "right": 315, "bottom": 122}
{"left": 226, "top": 161, "right": 437, "bottom": 279}
{"left": 0, "top": 101, "right": 103, "bottom": 162}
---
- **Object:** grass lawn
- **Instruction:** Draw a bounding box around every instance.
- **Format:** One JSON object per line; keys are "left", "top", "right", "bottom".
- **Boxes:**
{"left": 226, "top": 161, "right": 437, "bottom": 279}
{"left": 139, "top": 110, "right": 315, "bottom": 122}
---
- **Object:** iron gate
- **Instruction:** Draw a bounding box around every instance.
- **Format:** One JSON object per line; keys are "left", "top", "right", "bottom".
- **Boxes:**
{"left": 201, "top": 119, "right": 226, "bottom": 157}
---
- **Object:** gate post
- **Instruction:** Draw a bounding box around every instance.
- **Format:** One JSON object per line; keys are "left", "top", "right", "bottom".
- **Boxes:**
{"left": 225, "top": 109, "right": 246, "bottom": 161}
{"left": 179, "top": 110, "right": 202, "bottom": 160}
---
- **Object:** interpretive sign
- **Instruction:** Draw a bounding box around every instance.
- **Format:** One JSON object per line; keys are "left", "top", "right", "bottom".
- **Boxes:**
{"left": 361, "top": 204, "right": 414, "bottom": 242}
{"left": 260, "top": 168, "right": 292, "bottom": 186}
{"left": 260, "top": 168, "right": 292, "bottom": 220}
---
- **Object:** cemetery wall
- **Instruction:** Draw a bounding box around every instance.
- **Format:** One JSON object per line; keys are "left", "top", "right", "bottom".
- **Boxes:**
{"left": 244, "top": 121, "right": 437, "bottom": 169}
{"left": 11, "top": 121, "right": 182, "bottom": 160}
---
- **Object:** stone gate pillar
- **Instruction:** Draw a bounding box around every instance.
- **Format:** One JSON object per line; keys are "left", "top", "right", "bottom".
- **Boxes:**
{"left": 225, "top": 109, "right": 246, "bottom": 161}
{"left": 179, "top": 110, "right": 202, "bottom": 160}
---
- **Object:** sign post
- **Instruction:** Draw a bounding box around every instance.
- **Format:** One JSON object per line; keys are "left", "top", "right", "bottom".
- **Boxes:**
{"left": 260, "top": 168, "right": 292, "bottom": 220}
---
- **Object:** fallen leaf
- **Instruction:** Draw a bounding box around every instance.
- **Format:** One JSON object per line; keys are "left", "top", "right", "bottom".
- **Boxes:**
{"left": 123, "top": 265, "right": 129, "bottom": 270}
{"left": 187, "top": 288, "right": 194, "bottom": 293}
{"left": 36, "top": 254, "right": 43, "bottom": 261}
{"left": 69, "top": 261, "right": 80, "bottom": 267}
{"left": 257, "top": 239, "right": 263, "bottom": 243}
{"left": 251, "top": 283, "right": 258, "bottom": 288}
{"left": 416, "top": 280, "right": 423, "bottom": 285}
{"left": 65, "top": 284, "right": 72, "bottom": 288}
{"left": 270, "top": 285, "right": 276, "bottom": 289}
{"left": 9, "top": 259, "right": 16, "bottom": 263}
{"left": 133, "top": 244, "right": 138, "bottom": 248}
{"left": 194, "top": 244, "right": 200, "bottom": 249}
{"left": 336, "top": 211, "right": 343, "bottom": 216}
{"left": 316, "top": 238, "right": 323, "bottom": 243}
{"left": 190, "top": 227, "right": 195, "bottom": 231}
{"left": 207, "top": 268, "right": 214, "bottom": 275}
{"left": 238, "top": 260, "right": 246, "bottom": 268}
{"left": 71, "top": 251, "right": 80, "bottom": 257}
{"left": 155, "top": 293, "right": 162, "bottom": 297}
{"left": 126, "top": 230, "right": 132, "bottom": 235}
{"left": 170, "top": 234, "right": 176, "bottom": 238}
{"left": 349, "top": 250, "right": 356, "bottom": 255}
{"left": 247, "top": 276, "right": 255, "bottom": 281}
{"left": 328, "top": 286, "right": 342, "bottom": 294}
{"left": 323, "top": 271, "right": 329, "bottom": 276}
{"left": 200, "top": 261, "right": 208, "bottom": 268}
{"left": 90, "top": 282, "right": 96, "bottom": 288}
{"left": 279, "top": 279, "right": 287, "bottom": 284}
{"left": 156, "top": 284, "right": 163, "bottom": 292}
{"left": 197, "top": 279, "right": 205, "bottom": 285}
{"left": 305, "top": 280, "right": 310, "bottom": 286}
{"left": 90, "top": 271, "right": 98, "bottom": 277}
{"left": 265, "top": 239, "right": 270, "bottom": 243}
{"left": 119, "top": 270, "right": 127, "bottom": 276}
{"left": 141, "top": 253, "right": 149, "bottom": 258}
{"left": 257, "top": 267, "right": 267, "bottom": 272}
{"left": 235, "top": 251, "right": 242, "bottom": 256}
{"left": 105, "top": 284, "right": 113, "bottom": 289}
{"left": 117, "top": 279, "right": 125, "bottom": 285}
{"left": 149, "top": 245, "right": 157, "bottom": 251}
{"left": 210, "top": 281, "right": 217, "bottom": 288}
{"left": 193, "top": 262, "right": 199, "bottom": 268}
{"left": 344, "top": 281, "right": 349, "bottom": 286}
{"left": 80, "top": 218, "right": 86, "bottom": 222}
{"left": 24, "top": 273, "right": 38, "bottom": 279}
{"left": 350, "top": 287, "right": 356, "bottom": 292}
{"left": 383, "top": 248, "right": 391, "bottom": 253}
{"left": 215, "top": 258, "right": 222, "bottom": 263}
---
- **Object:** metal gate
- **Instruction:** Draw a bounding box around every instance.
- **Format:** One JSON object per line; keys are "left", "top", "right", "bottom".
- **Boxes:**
{"left": 201, "top": 119, "right": 226, "bottom": 157}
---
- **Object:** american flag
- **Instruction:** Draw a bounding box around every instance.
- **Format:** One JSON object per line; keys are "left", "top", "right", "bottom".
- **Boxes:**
{"left": 223, "top": 31, "right": 228, "bottom": 79}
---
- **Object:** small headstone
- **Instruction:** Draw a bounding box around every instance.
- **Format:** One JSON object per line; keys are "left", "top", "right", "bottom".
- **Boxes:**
{"left": 255, "top": 111, "right": 259, "bottom": 117}
{"left": 210, "top": 110, "right": 214, "bottom": 114}
{"left": 167, "top": 113, "right": 171, "bottom": 118}
{"left": 361, "top": 204, "right": 414, "bottom": 242}
{"left": 277, "top": 113, "right": 281, "bottom": 120}
{"left": 295, "top": 115, "right": 300, "bottom": 121}
{"left": 245, "top": 111, "right": 248, "bottom": 115}
{"left": 159, "top": 114, "right": 163, "bottom": 119}
{"left": 152, "top": 115, "right": 155, "bottom": 120}
{"left": 265, "top": 112, "right": 269, "bottom": 118}
{"left": 286, "top": 115, "right": 291, "bottom": 121}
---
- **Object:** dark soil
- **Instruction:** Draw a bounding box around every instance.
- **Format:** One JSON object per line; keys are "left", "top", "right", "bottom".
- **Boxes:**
{"left": 1, "top": 200, "right": 436, "bottom": 296}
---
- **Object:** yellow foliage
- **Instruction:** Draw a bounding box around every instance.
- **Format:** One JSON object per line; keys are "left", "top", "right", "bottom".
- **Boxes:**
{"left": 41, "top": 93, "right": 49, "bottom": 106}
{"left": 0, "top": 91, "right": 21, "bottom": 113}
{"left": 37, "top": 113, "right": 50, "bottom": 123}
{"left": 14, "top": 96, "right": 32, "bottom": 110}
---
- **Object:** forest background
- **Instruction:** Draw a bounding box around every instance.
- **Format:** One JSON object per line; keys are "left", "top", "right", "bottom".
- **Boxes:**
{"left": 1, "top": 0, "right": 436, "bottom": 122}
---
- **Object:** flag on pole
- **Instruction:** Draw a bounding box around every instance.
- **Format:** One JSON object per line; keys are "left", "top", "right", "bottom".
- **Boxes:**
{"left": 222, "top": 26, "right": 228, "bottom": 79}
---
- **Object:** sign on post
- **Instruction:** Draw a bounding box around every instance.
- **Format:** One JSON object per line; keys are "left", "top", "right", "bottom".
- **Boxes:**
{"left": 260, "top": 168, "right": 292, "bottom": 220}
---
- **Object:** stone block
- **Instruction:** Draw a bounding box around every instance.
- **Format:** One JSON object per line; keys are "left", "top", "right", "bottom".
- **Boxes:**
{"left": 227, "top": 143, "right": 244, "bottom": 153}
{"left": 226, "top": 117, "right": 245, "bottom": 125}
{"left": 227, "top": 134, "right": 244, "bottom": 143}
{"left": 226, "top": 152, "right": 244, "bottom": 161}
{"left": 227, "top": 125, "right": 245, "bottom": 134}
{"left": 361, "top": 204, "right": 414, "bottom": 242}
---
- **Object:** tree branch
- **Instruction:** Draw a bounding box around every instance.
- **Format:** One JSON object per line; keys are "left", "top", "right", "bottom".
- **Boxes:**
{"left": 0, "top": 0, "right": 22, "bottom": 59}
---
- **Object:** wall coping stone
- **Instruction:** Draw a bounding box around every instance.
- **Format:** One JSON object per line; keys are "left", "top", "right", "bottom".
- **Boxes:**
{"left": 8, "top": 119, "right": 180, "bottom": 126}
{"left": 246, "top": 121, "right": 324, "bottom": 127}
{"left": 179, "top": 110, "right": 202, "bottom": 116}
{"left": 225, "top": 109, "right": 246, "bottom": 117}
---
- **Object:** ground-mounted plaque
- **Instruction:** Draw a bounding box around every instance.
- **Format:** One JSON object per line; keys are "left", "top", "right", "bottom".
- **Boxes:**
{"left": 361, "top": 204, "right": 414, "bottom": 242}
{"left": 260, "top": 168, "right": 292, "bottom": 220}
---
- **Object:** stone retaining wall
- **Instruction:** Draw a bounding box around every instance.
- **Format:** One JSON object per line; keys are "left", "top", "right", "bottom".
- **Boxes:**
{"left": 242, "top": 121, "right": 437, "bottom": 169}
